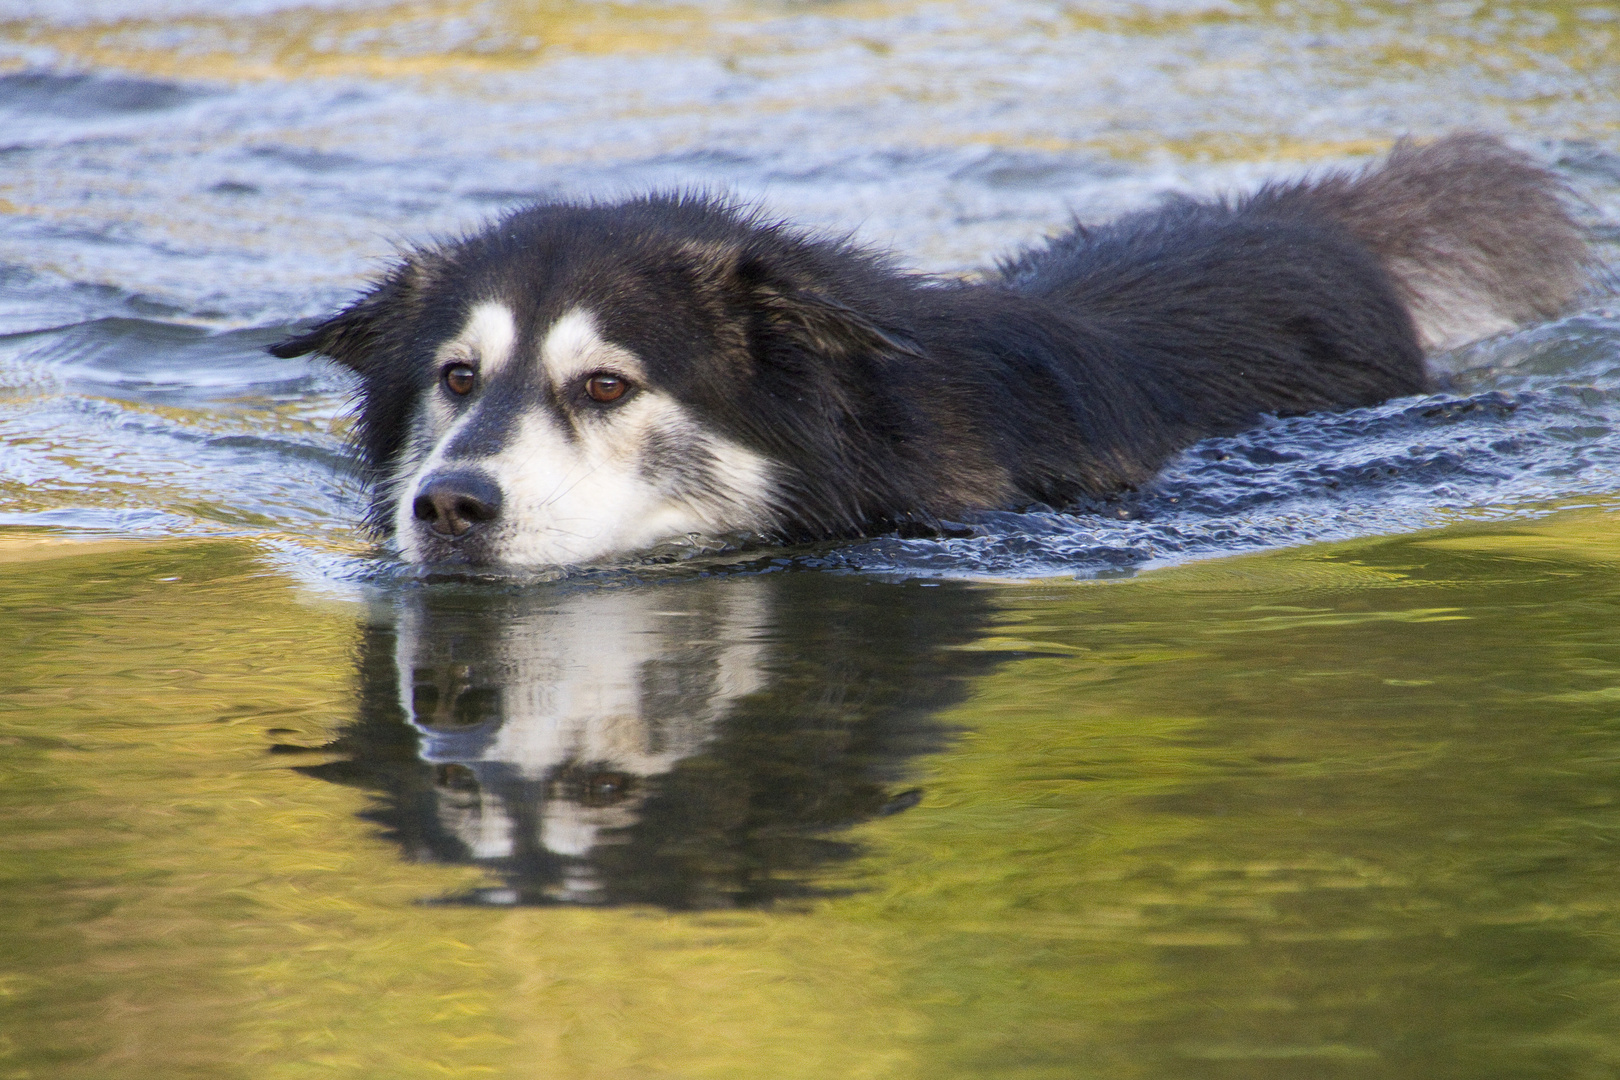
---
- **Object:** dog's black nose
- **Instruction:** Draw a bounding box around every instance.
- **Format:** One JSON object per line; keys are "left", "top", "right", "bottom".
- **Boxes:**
{"left": 412, "top": 471, "right": 502, "bottom": 538}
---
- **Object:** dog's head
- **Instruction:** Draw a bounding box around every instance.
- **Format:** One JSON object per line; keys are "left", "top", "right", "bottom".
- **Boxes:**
{"left": 273, "top": 196, "right": 922, "bottom": 568}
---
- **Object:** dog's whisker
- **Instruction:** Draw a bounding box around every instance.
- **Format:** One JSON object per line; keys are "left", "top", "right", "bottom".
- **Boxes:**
{"left": 537, "top": 457, "right": 609, "bottom": 513}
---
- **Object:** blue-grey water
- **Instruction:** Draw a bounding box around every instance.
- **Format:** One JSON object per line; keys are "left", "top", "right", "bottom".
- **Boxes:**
{"left": 1, "top": 2, "right": 1618, "bottom": 580}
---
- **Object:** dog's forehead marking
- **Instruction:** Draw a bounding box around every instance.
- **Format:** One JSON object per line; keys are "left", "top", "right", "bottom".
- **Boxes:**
{"left": 440, "top": 300, "right": 519, "bottom": 375}
{"left": 540, "top": 307, "right": 644, "bottom": 387}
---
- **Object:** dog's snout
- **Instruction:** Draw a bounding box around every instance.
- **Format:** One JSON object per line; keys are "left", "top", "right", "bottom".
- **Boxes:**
{"left": 413, "top": 471, "right": 502, "bottom": 537}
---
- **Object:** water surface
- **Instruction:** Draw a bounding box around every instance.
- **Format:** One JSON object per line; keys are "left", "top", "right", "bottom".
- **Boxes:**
{"left": 9, "top": 514, "right": 1620, "bottom": 1077}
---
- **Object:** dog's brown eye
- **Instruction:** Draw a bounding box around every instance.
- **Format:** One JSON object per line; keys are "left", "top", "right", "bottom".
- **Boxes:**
{"left": 583, "top": 373, "right": 629, "bottom": 404}
{"left": 442, "top": 363, "right": 476, "bottom": 396}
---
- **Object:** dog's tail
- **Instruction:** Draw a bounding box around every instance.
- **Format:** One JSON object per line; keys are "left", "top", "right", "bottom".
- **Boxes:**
{"left": 1258, "top": 133, "right": 1597, "bottom": 353}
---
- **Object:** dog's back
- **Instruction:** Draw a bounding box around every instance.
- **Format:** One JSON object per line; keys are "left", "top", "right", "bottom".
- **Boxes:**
{"left": 1011, "top": 134, "right": 1590, "bottom": 350}
{"left": 996, "top": 134, "right": 1590, "bottom": 450}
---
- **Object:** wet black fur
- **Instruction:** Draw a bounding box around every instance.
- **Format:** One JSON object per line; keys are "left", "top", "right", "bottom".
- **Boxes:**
{"left": 272, "top": 135, "right": 1586, "bottom": 548}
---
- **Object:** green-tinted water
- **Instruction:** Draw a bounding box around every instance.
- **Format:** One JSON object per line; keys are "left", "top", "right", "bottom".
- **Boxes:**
{"left": 6, "top": 504, "right": 1620, "bottom": 1078}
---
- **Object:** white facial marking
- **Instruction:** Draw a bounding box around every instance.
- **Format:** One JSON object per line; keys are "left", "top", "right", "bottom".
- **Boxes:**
{"left": 387, "top": 302, "right": 518, "bottom": 555}
{"left": 539, "top": 307, "right": 644, "bottom": 388}
{"left": 449, "top": 300, "right": 519, "bottom": 376}
{"left": 391, "top": 304, "right": 779, "bottom": 567}
{"left": 477, "top": 394, "right": 776, "bottom": 567}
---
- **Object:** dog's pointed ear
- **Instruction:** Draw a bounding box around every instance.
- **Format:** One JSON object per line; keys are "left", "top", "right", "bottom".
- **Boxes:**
{"left": 268, "top": 265, "right": 419, "bottom": 370}
{"left": 751, "top": 274, "right": 926, "bottom": 359}
{"left": 683, "top": 241, "right": 924, "bottom": 361}
{"left": 267, "top": 321, "right": 340, "bottom": 360}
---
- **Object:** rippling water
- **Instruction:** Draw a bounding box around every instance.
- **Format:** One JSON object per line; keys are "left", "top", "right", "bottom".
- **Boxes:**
{"left": 4, "top": 2, "right": 1620, "bottom": 1078}
{"left": 1, "top": 0, "right": 1618, "bottom": 576}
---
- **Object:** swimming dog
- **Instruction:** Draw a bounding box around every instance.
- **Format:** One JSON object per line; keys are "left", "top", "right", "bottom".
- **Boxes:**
{"left": 271, "top": 134, "right": 1593, "bottom": 569}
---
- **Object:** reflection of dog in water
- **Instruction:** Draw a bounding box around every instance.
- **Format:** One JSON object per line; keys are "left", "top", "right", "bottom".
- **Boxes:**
{"left": 293, "top": 576, "right": 995, "bottom": 907}
{"left": 273, "top": 134, "right": 1594, "bottom": 570}
{"left": 399, "top": 583, "right": 766, "bottom": 902}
